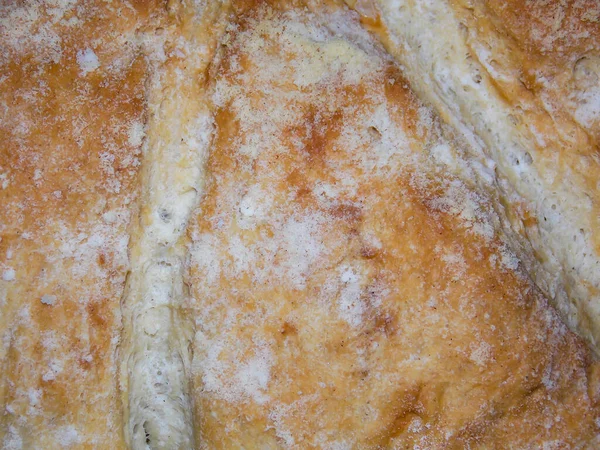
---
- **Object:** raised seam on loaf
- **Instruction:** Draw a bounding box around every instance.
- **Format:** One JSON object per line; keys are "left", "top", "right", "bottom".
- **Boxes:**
{"left": 117, "top": 2, "right": 231, "bottom": 448}
{"left": 349, "top": 0, "right": 600, "bottom": 352}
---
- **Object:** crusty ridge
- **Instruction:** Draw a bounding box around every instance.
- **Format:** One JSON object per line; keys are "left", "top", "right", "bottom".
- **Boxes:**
{"left": 117, "top": 1, "right": 230, "bottom": 448}
{"left": 346, "top": 0, "right": 600, "bottom": 352}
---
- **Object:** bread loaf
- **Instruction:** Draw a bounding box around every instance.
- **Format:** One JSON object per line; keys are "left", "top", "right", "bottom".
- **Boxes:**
{"left": 1, "top": 0, "right": 599, "bottom": 448}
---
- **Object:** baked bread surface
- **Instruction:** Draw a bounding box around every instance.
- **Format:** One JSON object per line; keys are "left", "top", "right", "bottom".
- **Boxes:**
{"left": 348, "top": 0, "right": 600, "bottom": 352}
{"left": 0, "top": 1, "right": 163, "bottom": 447}
{"left": 186, "top": 1, "right": 600, "bottom": 448}
{"left": 1, "top": 0, "right": 599, "bottom": 449}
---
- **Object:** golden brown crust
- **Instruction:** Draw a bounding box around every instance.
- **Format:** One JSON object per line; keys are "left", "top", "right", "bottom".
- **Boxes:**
{"left": 0, "top": 1, "right": 163, "bottom": 447}
{"left": 2, "top": 0, "right": 600, "bottom": 448}
{"left": 347, "top": 0, "right": 600, "bottom": 353}
{"left": 186, "top": 2, "right": 600, "bottom": 447}
{"left": 446, "top": 0, "right": 600, "bottom": 349}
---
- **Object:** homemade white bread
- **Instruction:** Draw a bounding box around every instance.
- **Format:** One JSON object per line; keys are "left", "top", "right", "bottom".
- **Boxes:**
{"left": 1, "top": 0, "right": 599, "bottom": 449}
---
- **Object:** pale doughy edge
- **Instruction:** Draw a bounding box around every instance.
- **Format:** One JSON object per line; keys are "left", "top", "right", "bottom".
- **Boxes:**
{"left": 117, "top": 1, "right": 231, "bottom": 449}
{"left": 348, "top": 0, "right": 600, "bottom": 352}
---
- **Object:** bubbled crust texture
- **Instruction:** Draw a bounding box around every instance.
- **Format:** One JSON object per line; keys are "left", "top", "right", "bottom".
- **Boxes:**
{"left": 448, "top": 0, "right": 600, "bottom": 341}
{"left": 455, "top": 0, "right": 600, "bottom": 143}
{"left": 1, "top": 0, "right": 600, "bottom": 449}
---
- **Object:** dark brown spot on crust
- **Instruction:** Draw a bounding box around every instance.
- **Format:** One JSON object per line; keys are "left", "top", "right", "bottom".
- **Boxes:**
{"left": 331, "top": 203, "right": 362, "bottom": 221}
{"left": 87, "top": 302, "right": 108, "bottom": 328}
{"left": 374, "top": 312, "right": 396, "bottom": 337}
{"left": 360, "top": 244, "right": 378, "bottom": 259}
{"left": 280, "top": 321, "right": 297, "bottom": 336}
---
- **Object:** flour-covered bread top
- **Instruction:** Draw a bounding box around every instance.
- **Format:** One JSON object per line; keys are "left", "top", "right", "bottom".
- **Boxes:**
{"left": 1, "top": 1, "right": 599, "bottom": 449}
{"left": 348, "top": 0, "right": 600, "bottom": 353}
{"left": 0, "top": 1, "right": 163, "bottom": 447}
{"left": 186, "top": 1, "right": 600, "bottom": 447}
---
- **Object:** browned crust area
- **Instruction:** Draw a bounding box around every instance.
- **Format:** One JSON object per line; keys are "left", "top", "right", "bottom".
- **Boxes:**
{"left": 0, "top": 1, "right": 165, "bottom": 447}
{"left": 186, "top": 1, "right": 600, "bottom": 447}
